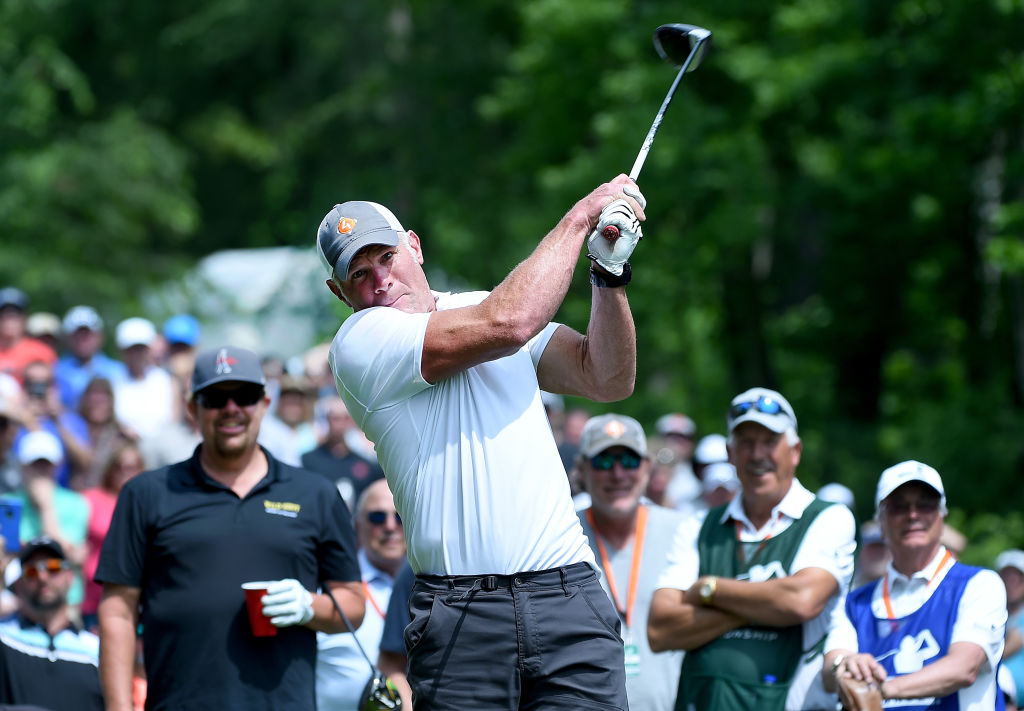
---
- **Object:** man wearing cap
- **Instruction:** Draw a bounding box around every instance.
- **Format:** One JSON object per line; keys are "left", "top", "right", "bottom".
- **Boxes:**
{"left": 54, "top": 306, "right": 126, "bottom": 411}
{"left": 649, "top": 387, "right": 857, "bottom": 711}
{"left": 998, "top": 550, "right": 1024, "bottom": 707}
{"left": 0, "top": 288, "right": 56, "bottom": 384}
{"left": 0, "top": 536, "right": 103, "bottom": 711}
{"left": 575, "top": 413, "right": 688, "bottom": 711}
{"left": 96, "top": 346, "right": 365, "bottom": 711}
{"left": 111, "top": 317, "right": 176, "bottom": 440}
{"left": 316, "top": 176, "right": 645, "bottom": 710}
{"left": 8, "top": 430, "right": 90, "bottom": 607}
{"left": 822, "top": 461, "right": 1006, "bottom": 709}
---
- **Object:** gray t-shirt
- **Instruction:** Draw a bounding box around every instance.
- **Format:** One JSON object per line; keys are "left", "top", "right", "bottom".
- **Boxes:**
{"left": 578, "top": 503, "right": 691, "bottom": 711}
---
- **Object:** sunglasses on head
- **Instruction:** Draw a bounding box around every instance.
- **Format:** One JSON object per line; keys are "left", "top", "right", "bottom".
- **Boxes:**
{"left": 366, "top": 510, "right": 402, "bottom": 526}
{"left": 729, "top": 396, "right": 791, "bottom": 421}
{"left": 22, "top": 558, "right": 69, "bottom": 579}
{"left": 590, "top": 452, "right": 642, "bottom": 471}
{"left": 195, "top": 385, "right": 265, "bottom": 410}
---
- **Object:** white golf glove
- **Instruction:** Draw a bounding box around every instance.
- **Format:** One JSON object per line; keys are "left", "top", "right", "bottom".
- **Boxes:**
{"left": 262, "top": 578, "right": 314, "bottom": 627}
{"left": 587, "top": 199, "right": 643, "bottom": 276}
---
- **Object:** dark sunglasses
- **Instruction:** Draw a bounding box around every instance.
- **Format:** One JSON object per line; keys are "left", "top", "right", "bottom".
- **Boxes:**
{"left": 883, "top": 498, "right": 941, "bottom": 516}
{"left": 366, "top": 510, "right": 402, "bottom": 526}
{"left": 590, "top": 452, "right": 642, "bottom": 471}
{"left": 729, "top": 396, "right": 792, "bottom": 421}
{"left": 195, "top": 386, "right": 265, "bottom": 410}
{"left": 22, "top": 558, "right": 69, "bottom": 579}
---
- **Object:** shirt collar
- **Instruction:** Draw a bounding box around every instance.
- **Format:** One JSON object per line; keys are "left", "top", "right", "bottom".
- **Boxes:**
{"left": 358, "top": 549, "right": 395, "bottom": 586}
{"left": 720, "top": 477, "right": 814, "bottom": 531}
{"left": 186, "top": 444, "right": 283, "bottom": 490}
{"left": 17, "top": 613, "right": 79, "bottom": 636}
{"left": 886, "top": 545, "right": 950, "bottom": 586}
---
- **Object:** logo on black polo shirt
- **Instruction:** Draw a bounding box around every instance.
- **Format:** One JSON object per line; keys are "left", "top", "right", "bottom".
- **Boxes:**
{"left": 264, "top": 500, "right": 301, "bottom": 518}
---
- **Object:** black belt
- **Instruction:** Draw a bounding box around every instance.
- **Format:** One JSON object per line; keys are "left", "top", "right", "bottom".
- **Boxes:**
{"left": 416, "top": 561, "right": 594, "bottom": 591}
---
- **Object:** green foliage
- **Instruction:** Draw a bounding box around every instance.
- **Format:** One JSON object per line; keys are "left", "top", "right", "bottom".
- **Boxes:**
{"left": 2, "top": 0, "right": 1024, "bottom": 537}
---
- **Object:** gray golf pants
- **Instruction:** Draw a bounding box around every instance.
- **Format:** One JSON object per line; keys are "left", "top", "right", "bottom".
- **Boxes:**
{"left": 406, "top": 562, "right": 628, "bottom": 710}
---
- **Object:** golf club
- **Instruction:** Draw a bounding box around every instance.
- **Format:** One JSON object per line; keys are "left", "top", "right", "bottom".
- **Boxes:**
{"left": 602, "top": 23, "right": 711, "bottom": 240}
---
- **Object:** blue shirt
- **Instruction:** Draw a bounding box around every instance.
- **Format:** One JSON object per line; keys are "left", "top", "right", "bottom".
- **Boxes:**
{"left": 54, "top": 352, "right": 126, "bottom": 410}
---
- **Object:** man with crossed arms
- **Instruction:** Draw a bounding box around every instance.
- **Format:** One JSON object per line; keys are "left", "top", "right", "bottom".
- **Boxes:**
{"left": 317, "top": 176, "right": 645, "bottom": 710}
{"left": 649, "top": 387, "right": 857, "bottom": 710}
{"left": 823, "top": 461, "right": 1006, "bottom": 709}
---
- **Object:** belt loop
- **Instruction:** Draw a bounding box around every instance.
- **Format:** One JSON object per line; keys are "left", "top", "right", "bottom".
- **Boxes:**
{"left": 559, "top": 567, "right": 569, "bottom": 596}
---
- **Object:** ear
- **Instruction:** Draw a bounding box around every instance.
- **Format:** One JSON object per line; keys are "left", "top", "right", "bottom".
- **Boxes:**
{"left": 789, "top": 439, "right": 803, "bottom": 468}
{"left": 185, "top": 397, "right": 198, "bottom": 423}
{"left": 326, "top": 279, "right": 352, "bottom": 308}
{"left": 406, "top": 230, "right": 425, "bottom": 265}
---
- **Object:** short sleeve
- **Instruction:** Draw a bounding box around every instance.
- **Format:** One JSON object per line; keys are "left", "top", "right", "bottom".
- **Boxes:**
{"left": 329, "top": 308, "right": 432, "bottom": 412}
{"left": 317, "top": 487, "right": 362, "bottom": 584}
{"left": 952, "top": 569, "right": 1007, "bottom": 671}
{"left": 790, "top": 503, "right": 857, "bottom": 589}
{"left": 528, "top": 322, "right": 562, "bottom": 368}
{"left": 655, "top": 517, "right": 701, "bottom": 591}
{"left": 824, "top": 593, "right": 860, "bottom": 653}
{"left": 94, "top": 476, "right": 153, "bottom": 587}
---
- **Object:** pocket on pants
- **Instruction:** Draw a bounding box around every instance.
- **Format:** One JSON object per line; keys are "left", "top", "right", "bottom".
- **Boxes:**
{"left": 404, "top": 587, "right": 441, "bottom": 655}
{"left": 578, "top": 582, "right": 622, "bottom": 638}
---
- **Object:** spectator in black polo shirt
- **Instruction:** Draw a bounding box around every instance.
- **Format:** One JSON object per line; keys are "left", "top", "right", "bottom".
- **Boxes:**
{"left": 0, "top": 536, "right": 104, "bottom": 711}
{"left": 95, "top": 346, "right": 365, "bottom": 711}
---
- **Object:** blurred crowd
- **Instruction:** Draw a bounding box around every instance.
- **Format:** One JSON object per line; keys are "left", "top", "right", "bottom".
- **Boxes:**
{"left": 1, "top": 284, "right": 1022, "bottom": 711}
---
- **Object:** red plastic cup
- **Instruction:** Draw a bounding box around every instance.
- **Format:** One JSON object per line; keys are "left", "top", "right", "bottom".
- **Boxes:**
{"left": 241, "top": 582, "right": 277, "bottom": 637}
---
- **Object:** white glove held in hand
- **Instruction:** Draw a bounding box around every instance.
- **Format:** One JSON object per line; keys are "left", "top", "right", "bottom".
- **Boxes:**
{"left": 587, "top": 199, "right": 643, "bottom": 276}
{"left": 262, "top": 578, "right": 314, "bottom": 627}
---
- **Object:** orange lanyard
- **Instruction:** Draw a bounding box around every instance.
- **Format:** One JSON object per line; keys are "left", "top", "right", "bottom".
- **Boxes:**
{"left": 587, "top": 505, "right": 648, "bottom": 627}
{"left": 734, "top": 512, "right": 781, "bottom": 564}
{"left": 882, "top": 549, "right": 953, "bottom": 619}
{"left": 362, "top": 580, "right": 386, "bottom": 620}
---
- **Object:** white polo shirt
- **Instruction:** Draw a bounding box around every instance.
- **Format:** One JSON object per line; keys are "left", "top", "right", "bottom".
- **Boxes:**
{"left": 826, "top": 546, "right": 1007, "bottom": 710}
{"left": 329, "top": 290, "right": 594, "bottom": 576}
{"left": 656, "top": 478, "right": 857, "bottom": 711}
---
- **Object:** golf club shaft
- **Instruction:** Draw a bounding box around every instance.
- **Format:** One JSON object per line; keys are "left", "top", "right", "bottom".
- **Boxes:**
{"left": 601, "top": 34, "right": 708, "bottom": 241}
{"left": 628, "top": 37, "right": 705, "bottom": 182}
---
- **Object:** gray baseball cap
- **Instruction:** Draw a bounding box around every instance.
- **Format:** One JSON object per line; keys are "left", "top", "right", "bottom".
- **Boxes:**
{"left": 316, "top": 201, "right": 405, "bottom": 281}
{"left": 727, "top": 387, "right": 798, "bottom": 435}
{"left": 579, "top": 414, "right": 648, "bottom": 458}
{"left": 191, "top": 346, "right": 266, "bottom": 395}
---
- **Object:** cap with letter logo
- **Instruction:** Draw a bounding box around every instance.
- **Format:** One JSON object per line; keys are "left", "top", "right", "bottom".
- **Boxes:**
{"left": 191, "top": 346, "right": 266, "bottom": 395}
{"left": 315, "top": 201, "right": 405, "bottom": 281}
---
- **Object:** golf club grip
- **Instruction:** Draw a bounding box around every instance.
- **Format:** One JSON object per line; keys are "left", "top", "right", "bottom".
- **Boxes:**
{"left": 602, "top": 225, "right": 620, "bottom": 240}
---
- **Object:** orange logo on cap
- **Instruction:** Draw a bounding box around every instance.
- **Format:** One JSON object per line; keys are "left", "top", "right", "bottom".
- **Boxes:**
{"left": 604, "top": 420, "right": 626, "bottom": 438}
{"left": 338, "top": 217, "right": 357, "bottom": 234}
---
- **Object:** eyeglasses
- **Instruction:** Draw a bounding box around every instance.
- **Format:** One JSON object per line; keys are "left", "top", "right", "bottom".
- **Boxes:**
{"left": 590, "top": 452, "right": 642, "bottom": 471}
{"left": 22, "top": 558, "right": 69, "bottom": 579}
{"left": 729, "top": 396, "right": 792, "bottom": 421}
{"left": 195, "top": 385, "right": 265, "bottom": 409}
{"left": 366, "top": 510, "right": 402, "bottom": 526}
{"left": 883, "top": 498, "right": 941, "bottom": 516}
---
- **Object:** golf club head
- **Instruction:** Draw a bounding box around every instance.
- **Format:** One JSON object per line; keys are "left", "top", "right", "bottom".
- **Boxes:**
{"left": 654, "top": 23, "right": 712, "bottom": 71}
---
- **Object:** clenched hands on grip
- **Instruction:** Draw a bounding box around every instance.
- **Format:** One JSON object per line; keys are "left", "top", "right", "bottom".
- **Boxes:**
{"left": 585, "top": 177, "right": 647, "bottom": 277}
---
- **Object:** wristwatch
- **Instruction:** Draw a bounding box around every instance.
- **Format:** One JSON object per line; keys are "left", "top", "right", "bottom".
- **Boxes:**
{"left": 698, "top": 576, "right": 718, "bottom": 605}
